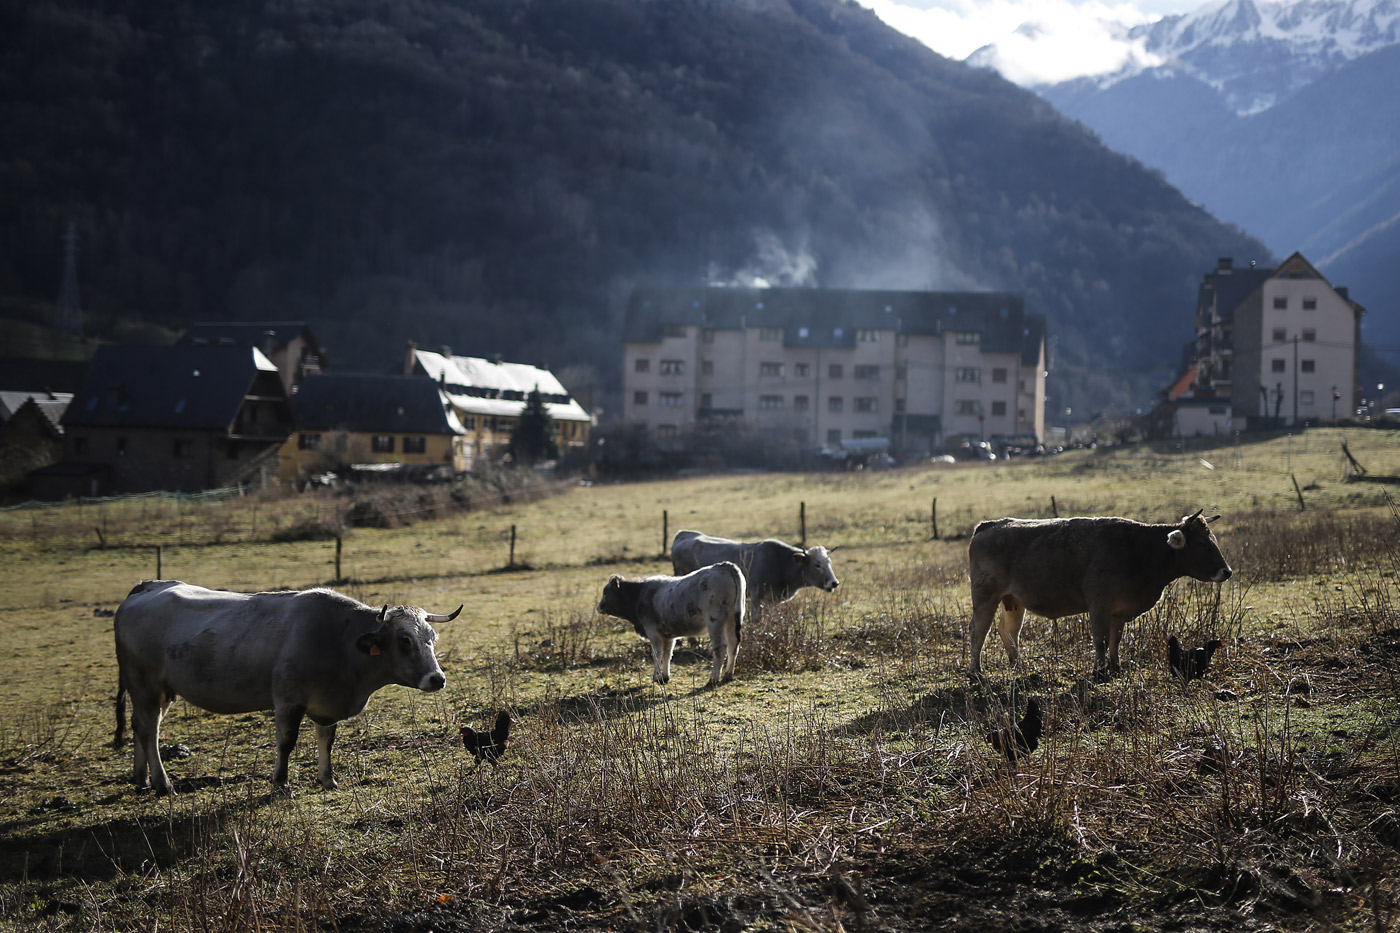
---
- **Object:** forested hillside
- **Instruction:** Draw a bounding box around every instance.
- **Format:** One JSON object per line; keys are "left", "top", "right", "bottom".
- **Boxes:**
{"left": 0, "top": 0, "right": 1268, "bottom": 414}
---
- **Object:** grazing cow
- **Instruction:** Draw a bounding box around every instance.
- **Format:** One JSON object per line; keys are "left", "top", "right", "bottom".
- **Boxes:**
{"left": 596, "top": 562, "right": 745, "bottom": 687}
{"left": 968, "top": 511, "right": 1232, "bottom": 677}
{"left": 113, "top": 580, "right": 461, "bottom": 796}
{"left": 669, "top": 530, "right": 839, "bottom": 608}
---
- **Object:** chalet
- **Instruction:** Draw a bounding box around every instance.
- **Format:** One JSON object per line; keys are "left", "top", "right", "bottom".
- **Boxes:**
{"left": 404, "top": 345, "right": 592, "bottom": 465}
{"left": 181, "top": 322, "right": 327, "bottom": 393}
{"left": 33, "top": 344, "right": 293, "bottom": 498}
{"left": 278, "top": 373, "right": 469, "bottom": 483}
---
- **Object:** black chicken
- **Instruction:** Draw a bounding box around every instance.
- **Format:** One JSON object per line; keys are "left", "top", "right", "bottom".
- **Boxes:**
{"left": 988, "top": 698, "right": 1042, "bottom": 763}
{"left": 460, "top": 710, "right": 512, "bottom": 765}
{"left": 1167, "top": 635, "right": 1224, "bottom": 683}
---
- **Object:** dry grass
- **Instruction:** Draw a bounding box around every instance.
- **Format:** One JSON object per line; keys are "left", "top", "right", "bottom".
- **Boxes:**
{"left": 1, "top": 429, "right": 1399, "bottom": 931}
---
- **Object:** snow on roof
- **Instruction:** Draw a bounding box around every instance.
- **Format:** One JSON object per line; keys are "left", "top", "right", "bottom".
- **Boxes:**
{"left": 411, "top": 349, "right": 591, "bottom": 423}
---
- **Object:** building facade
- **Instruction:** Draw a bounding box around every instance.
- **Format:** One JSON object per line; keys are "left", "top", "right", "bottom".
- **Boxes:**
{"left": 621, "top": 287, "right": 1047, "bottom": 454}
{"left": 405, "top": 346, "right": 592, "bottom": 465}
{"left": 1191, "top": 253, "right": 1363, "bottom": 430}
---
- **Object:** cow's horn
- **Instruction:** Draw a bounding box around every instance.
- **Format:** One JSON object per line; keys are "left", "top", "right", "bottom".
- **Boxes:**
{"left": 1188, "top": 509, "right": 1204, "bottom": 521}
{"left": 426, "top": 605, "right": 463, "bottom": 623}
{"left": 378, "top": 605, "right": 390, "bottom": 622}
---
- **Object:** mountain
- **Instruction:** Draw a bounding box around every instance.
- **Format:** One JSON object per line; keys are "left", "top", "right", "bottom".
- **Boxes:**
{"left": 1009, "top": 0, "right": 1400, "bottom": 361}
{"left": 0, "top": 0, "right": 1268, "bottom": 417}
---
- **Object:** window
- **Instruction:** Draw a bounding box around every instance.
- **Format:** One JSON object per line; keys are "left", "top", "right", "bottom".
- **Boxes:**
{"left": 854, "top": 364, "right": 879, "bottom": 380}
{"left": 657, "top": 424, "right": 679, "bottom": 438}
{"left": 173, "top": 439, "right": 193, "bottom": 459}
{"left": 798, "top": 327, "right": 809, "bottom": 339}
{"left": 794, "top": 363, "right": 810, "bottom": 378}
{"left": 1273, "top": 296, "right": 1287, "bottom": 309}
{"left": 895, "top": 363, "right": 907, "bottom": 380}
{"left": 828, "top": 397, "right": 844, "bottom": 412}
{"left": 829, "top": 364, "right": 843, "bottom": 379}
{"left": 760, "top": 362, "right": 784, "bottom": 377}
{"left": 1209, "top": 406, "right": 1228, "bottom": 416}
{"left": 955, "top": 367, "right": 981, "bottom": 383}
{"left": 1302, "top": 329, "right": 1316, "bottom": 342}
{"left": 759, "top": 327, "right": 782, "bottom": 341}
{"left": 794, "top": 395, "right": 809, "bottom": 411}
{"left": 1300, "top": 391, "right": 1315, "bottom": 405}
{"left": 372, "top": 435, "right": 394, "bottom": 453}
{"left": 117, "top": 437, "right": 127, "bottom": 457}
{"left": 855, "top": 397, "right": 878, "bottom": 413}
{"left": 701, "top": 360, "right": 714, "bottom": 375}
{"left": 759, "top": 395, "right": 784, "bottom": 410}
{"left": 1271, "top": 359, "right": 1286, "bottom": 373}
{"left": 404, "top": 436, "right": 426, "bottom": 454}
{"left": 956, "top": 400, "right": 981, "bottom": 415}
{"left": 827, "top": 429, "right": 841, "bottom": 445}
{"left": 298, "top": 433, "right": 321, "bottom": 450}
{"left": 660, "top": 392, "right": 684, "bottom": 407}
{"left": 634, "top": 391, "right": 648, "bottom": 405}
{"left": 73, "top": 436, "right": 87, "bottom": 455}
{"left": 700, "top": 393, "right": 712, "bottom": 408}
{"left": 702, "top": 329, "right": 715, "bottom": 343}
{"left": 1301, "top": 360, "right": 1315, "bottom": 373}
{"left": 662, "top": 324, "right": 686, "bottom": 338}
{"left": 1302, "top": 297, "right": 1317, "bottom": 310}
{"left": 833, "top": 328, "right": 844, "bottom": 340}
{"left": 634, "top": 358, "right": 650, "bottom": 373}
{"left": 991, "top": 368, "right": 1008, "bottom": 384}
{"left": 1272, "top": 328, "right": 1287, "bottom": 343}
{"left": 955, "top": 332, "right": 980, "bottom": 345}
{"left": 857, "top": 329, "right": 879, "bottom": 343}
{"left": 660, "top": 359, "right": 684, "bottom": 375}
{"left": 897, "top": 333, "right": 909, "bottom": 347}
{"left": 894, "top": 398, "right": 906, "bottom": 412}
{"left": 991, "top": 401, "right": 1007, "bottom": 416}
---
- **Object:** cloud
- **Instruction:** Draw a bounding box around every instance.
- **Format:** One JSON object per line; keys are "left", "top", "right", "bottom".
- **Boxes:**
{"left": 708, "top": 230, "right": 819, "bottom": 288}
{"left": 856, "top": 0, "right": 1170, "bottom": 85}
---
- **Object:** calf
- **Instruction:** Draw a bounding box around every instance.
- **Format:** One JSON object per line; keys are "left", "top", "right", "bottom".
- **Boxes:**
{"left": 596, "top": 562, "right": 746, "bottom": 687}
{"left": 670, "top": 530, "right": 839, "bottom": 607}
{"left": 968, "top": 511, "right": 1232, "bottom": 677}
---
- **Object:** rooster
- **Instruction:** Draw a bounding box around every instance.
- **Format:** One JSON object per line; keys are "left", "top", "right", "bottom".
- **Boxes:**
{"left": 1167, "top": 635, "right": 1224, "bottom": 683}
{"left": 987, "top": 698, "right": 1042, "bottom": 763}
{"left": 460, "top": 710, "right": 512, "bottom": 765}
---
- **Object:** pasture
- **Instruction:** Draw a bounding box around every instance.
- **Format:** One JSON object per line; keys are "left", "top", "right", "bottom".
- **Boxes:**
{"left": 1, "top": 428, "right": 1398, "bottom": 932}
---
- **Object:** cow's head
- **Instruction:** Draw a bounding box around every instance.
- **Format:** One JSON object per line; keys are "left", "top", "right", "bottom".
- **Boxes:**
{"left": 356, "top": 603, "right": 460, "bottom": 691}
{"left": 596, "top": 575, "right": 634, "bottom": 619}
{"left": 794, "top": 546, "right": 840, "bottom": 592}
{"left": 1167, "top": 511, "right": 1232, "bottom": 583}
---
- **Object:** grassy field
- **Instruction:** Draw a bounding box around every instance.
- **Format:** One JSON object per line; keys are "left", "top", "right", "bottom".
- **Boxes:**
{"left": 1, "top": 427, "right": 1398, "bottom": 931}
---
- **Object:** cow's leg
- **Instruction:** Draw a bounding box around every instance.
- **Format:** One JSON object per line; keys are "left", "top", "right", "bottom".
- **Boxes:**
{"left": 968, "top": 591, "right": 1001, "bottom": 676}
{"left": 997, "top": 596, "right": 1027, "bottom": 667}
{"left": 1088, "top": 610, "right": 1113, "bottom": 677}
{"left": 1106, "top": 616, "right": 1130, "bottom": 674}
{"left": 127, "top": 687, "right": 160, "bottom": 791}
{"left": 272, "top": 704, "right": 306, "bottom": 794}
{"left": 649, "top": 631, "right": 675, "bottom": 685}
{"left": 314, "top": 721, "right": 338, "bottom": 791}
{"left": 725, "top": 603, "right": 742, "bottom": 680}
{"left": 705, "top": 614, "right": 728, "bottom": 687}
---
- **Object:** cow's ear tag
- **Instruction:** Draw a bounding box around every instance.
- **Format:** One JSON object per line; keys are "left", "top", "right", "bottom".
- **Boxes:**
{"left": 369, "top": 644, "right": 381, "bottom": 656}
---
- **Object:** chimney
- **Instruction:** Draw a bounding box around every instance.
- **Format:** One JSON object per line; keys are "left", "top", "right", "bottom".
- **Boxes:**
{"left": 262, "top": 329, "right": 277, "bottom": 356}
{"left": 404, "top": 340, "right": 418, "bottom": 375}
{"left": 440, "top": 345, "right": 452, "bottom": 361}
{"left": 492, "top": 353, "right": 503, "bottom": 366}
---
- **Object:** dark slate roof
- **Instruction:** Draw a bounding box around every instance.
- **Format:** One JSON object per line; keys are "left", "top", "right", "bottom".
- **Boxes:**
{"left": 290, "top": 373, "right": 461, "bottom": 435}
{"left": 63, "top": 345, "right": 282, "bottom": 430}
{"left": 1202, "top": 263, "right": 1272, "bottom": 318}
{"left": 625, "top": 287, "right": 1029, "bottom": 353}
{"left": 1021, "top": 314, "right": 1047, "bottom": 366}
{"left": 182, "top": 322, "right": 317, "bottom": 353}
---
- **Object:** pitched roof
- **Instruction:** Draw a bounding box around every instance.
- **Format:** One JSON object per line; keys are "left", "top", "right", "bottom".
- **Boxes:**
{"left": 63, "top": 345, "right": 282, "bottom": 430}
{"left": 290, "top": 373, "right": 465, "bottom": 435}
{"left": 0, "top": 390, "right": 72, "bottom": 422}
{"left": 410, "top": 349, "right": 592, "bottom": 423}
{"left": 624, "top": 286, "right": 1030, "bottom": 353}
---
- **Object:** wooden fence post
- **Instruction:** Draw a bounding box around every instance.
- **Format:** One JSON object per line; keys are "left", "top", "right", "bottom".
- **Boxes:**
{"left": 510, "top": 525, "right": 517, "bottom": 567}
{"left": 1051, "top": 495, "right": 1059, "bottom": 518}
{"left": 800, "top": 502, "right": 806, "bottom": 547}
{"left": 1291, "top": 474, "right": 1306, "bottom": 511}
{"left": 156, "top": 544, "right": 163, "bottom": 579}
{"left": 335, "top": 535, "right": 343, "bottom": 580}
{"left": 662, "top": 510, "right": 668, "bottom": 557}
{"left": 932, "top": 497, "right": 939, "bottom": 540}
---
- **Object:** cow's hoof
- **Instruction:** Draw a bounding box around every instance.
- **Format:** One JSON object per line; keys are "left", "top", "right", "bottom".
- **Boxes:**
{"left": 272, "top": 782, "right": 295, "bottom": 799}
{"left": 319, "top": 779, "right": 339, "bottom": 792}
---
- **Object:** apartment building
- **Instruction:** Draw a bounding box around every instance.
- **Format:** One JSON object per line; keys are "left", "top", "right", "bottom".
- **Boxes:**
{"left": 1188, "top": 253, "right": 1363, "bottom": 432}
{"left": 621, "top": 287, "right": 1047, "bottom": 453}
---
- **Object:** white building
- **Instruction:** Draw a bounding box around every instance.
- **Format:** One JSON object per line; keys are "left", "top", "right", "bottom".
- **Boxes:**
{"left": 620, "top": 287, "right": 1047, "bottom": 454}
{"left": 1190, "top": 253, "right": 1363, "bottom": 429}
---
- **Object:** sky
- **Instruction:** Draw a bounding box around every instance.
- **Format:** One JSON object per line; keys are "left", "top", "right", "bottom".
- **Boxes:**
{"left": 854, "top": 0, "right": 1206, "bottom": 85}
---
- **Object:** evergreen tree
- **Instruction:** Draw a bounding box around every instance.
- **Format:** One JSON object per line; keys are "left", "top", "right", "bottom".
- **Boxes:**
{"left": 510, "top": 387, "right": 559, "bottom": 465}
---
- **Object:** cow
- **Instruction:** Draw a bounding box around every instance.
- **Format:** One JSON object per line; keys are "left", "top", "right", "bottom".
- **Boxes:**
{"left": 596, "top": 561, "right": 746, "bottom": 687}
{"left": 113, "top": 580, "right": 461, "bottom": 796}
{"left": 967, "top": 511, "right": 1232, "bottom": 678}
{"left": 669, "top": 530, "right": 839, "bottom": 609}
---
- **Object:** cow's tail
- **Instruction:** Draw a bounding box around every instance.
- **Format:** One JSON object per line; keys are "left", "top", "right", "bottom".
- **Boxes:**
{"left": 113, "top": 683, "right": 127, "bottom": 749}
{"left": 731, "top": 562, "right": 746, "bottom": 644}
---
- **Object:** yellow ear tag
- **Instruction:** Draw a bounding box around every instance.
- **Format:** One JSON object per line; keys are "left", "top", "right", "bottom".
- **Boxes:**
{"left": 370, "top": 644, "right": 381, "bottom": 656}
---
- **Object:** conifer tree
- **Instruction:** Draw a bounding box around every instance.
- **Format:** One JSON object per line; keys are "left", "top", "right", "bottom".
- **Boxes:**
{"left": 510, "top": 387, "right": 559, "bottom": 465}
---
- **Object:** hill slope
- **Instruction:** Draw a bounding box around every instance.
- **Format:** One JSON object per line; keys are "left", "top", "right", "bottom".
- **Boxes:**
{"left": 0, "top": 0, "right": 1267, "bottom": 415}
